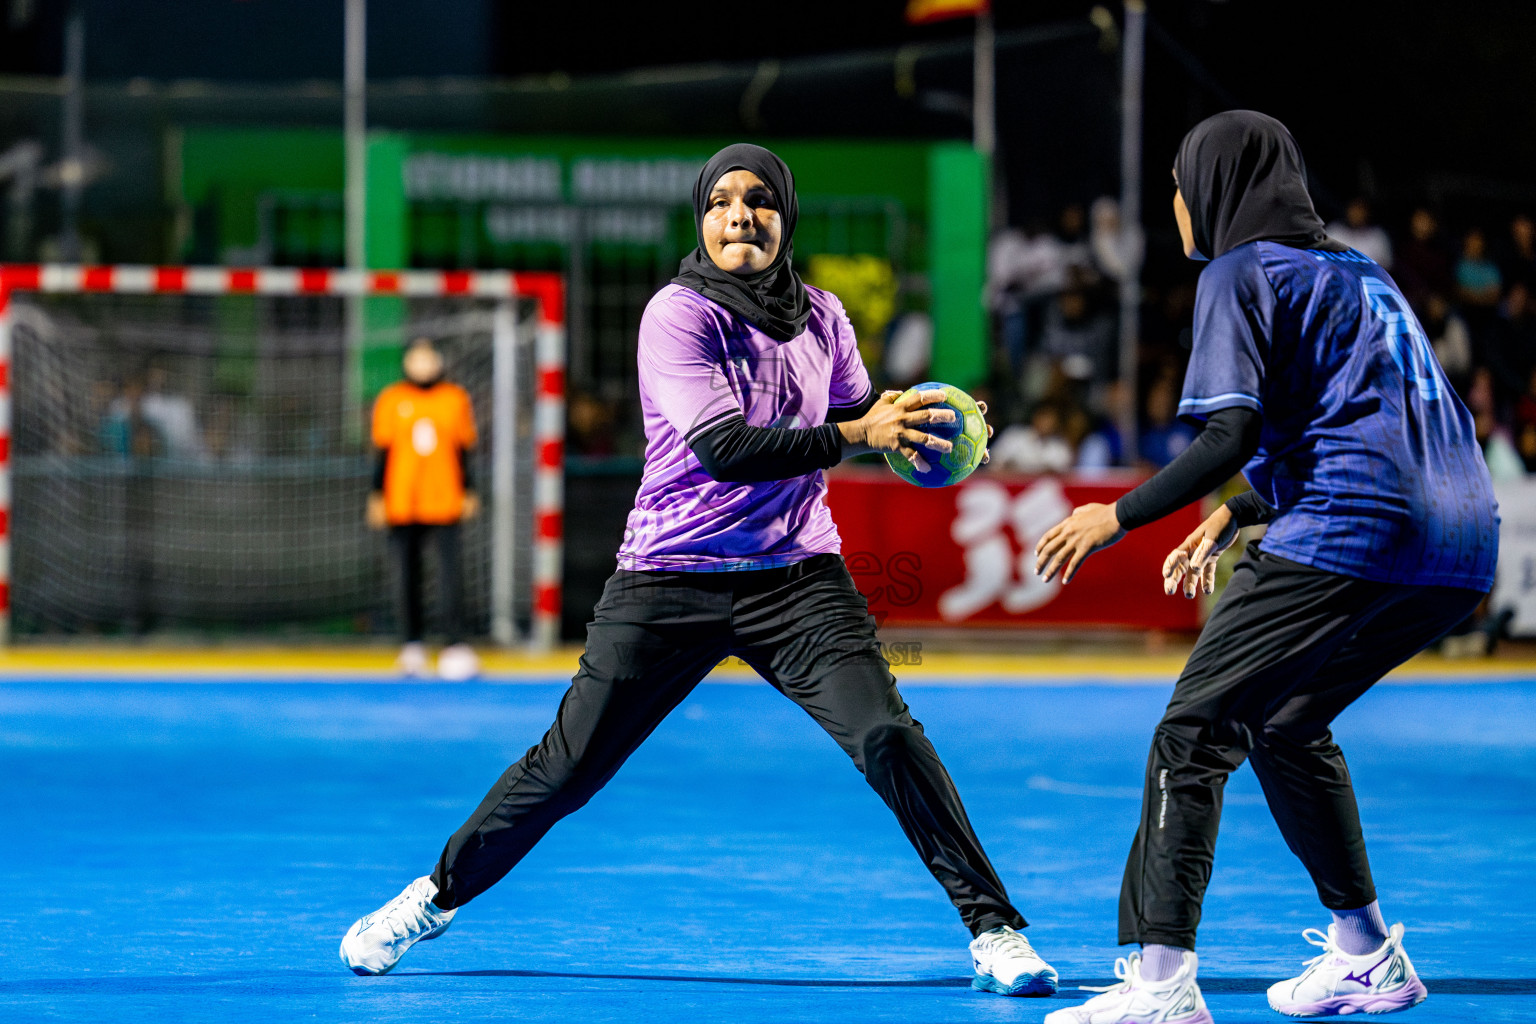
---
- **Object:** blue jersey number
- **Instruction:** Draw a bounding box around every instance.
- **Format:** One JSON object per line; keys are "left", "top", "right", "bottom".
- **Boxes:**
{"left": 1362, "top": 277, "right": 1441, "bottom": 401}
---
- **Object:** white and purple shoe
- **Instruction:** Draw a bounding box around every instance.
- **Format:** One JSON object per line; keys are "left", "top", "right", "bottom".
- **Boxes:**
{"left": 1043, "top": 950, "right": 1213, "bottom": 1024}
{"left": 1267, "top": 922, "right": 1427, "bottom": 1017}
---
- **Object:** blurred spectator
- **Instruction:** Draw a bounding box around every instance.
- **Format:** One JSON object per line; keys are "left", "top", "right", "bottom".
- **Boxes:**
{"left": 1328, "top": 198, "right": 1393, "bottom": 268}
{"left": 1138, "top": 368, "right": 1197, "bottom": 469}
{"left": 1500, "top": 213, "right": 1536, "bottom": 295}
{"left": 1476, "top": 409, "right": 1525, "bottom": 479}
{"left": 568, "top": 389, "right": 618, "bottom": 457}
{"left": 1038, "top": 283, "right": 1117, "bottom": 386}
{"left": 101, "top": 378, "right": 139, "bottom": 455}
{"left": 883, "top": 309, "right": 933, "bottom": 390}
{"left": 205, "top": 395, "right": 236, "bottom": 461}
{"left": 1423, "top": 292, "right": 1473, "bottom": 396}
{"left": 1518, "top": 420, "right": 1536, "bottom": 474}
{"left": 1394, "top": 207, "right": 1453, "bottom": 313}
{"left": 1055, "top": 203, "right": 1098, "bottom": 284}
{"left": 1465, "top": 364, "right": 1495, "bottom": 420}
{"left": 1467, "top": 367, "right": 1525, "bottom": 480}
{"left": 990, "top": 400, "right": 1075, "bottom": 474}
{"left": 103, "top": 375, "right": 165, "bottom": 457}
{"left": 987, "top": 220, "right": 1068, "bottom": 378}
{"left": 1088, "top": 196, "right": 1144, "bottom": 284}
{"left": 87, "top": 380, "right": 120, "bottom": 454}
{"left": 1488, "top": 281, "right": 1536, "bottom": 412}
{"left": 1070, "top": 380, "right": 1126, "bottom": 473}
{"left": 140, "top": 364, "right": 207, "bottom": 460}
{"left": 1516, "top": 367, "right": 1536, "bottom": 472}
{"left": 1455, "top": 228, "right": 1503, "bottom": 309}
{"left": 1517, "top": 365, "right": 1536, "bottom": 435}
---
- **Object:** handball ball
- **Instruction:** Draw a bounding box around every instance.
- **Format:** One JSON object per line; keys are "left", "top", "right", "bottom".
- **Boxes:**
{"left": 883, "top": 381, "right": 987, "bottom": 488}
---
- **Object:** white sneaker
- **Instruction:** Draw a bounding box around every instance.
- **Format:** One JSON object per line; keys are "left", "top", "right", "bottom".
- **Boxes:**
{"left": 436, "top": 643, "right": 481, "bottom": 682}
{"left": 396, "top": 643, "right": 430, "bottom": 678}
{"left": 1267, "top": 923, "right": 1427, "bottom": 1017}
{"left": 970, "top": 925, "right": 1059, "bottom": 996}
{"left": 1044, "top": 950, "right": 1213, "bottom": 1024}
{"left": 339, "top": 876, "right": 457, "bottom": 975}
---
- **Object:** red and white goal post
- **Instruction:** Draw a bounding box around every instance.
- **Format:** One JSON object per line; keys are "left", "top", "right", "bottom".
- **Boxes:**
{"left": 0, "top": 264, "right": 566, "bottom": 650}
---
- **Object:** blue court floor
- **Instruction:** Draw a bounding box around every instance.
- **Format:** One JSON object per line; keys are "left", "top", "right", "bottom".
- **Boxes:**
{"left": 2, "top": 676, "right": 1533, "bottom": 1022}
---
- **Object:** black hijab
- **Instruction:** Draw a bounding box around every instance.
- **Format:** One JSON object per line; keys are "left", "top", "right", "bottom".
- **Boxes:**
{"left": 1174, "top": 110, "right": 1337, "bottom": 260}
{"left": 672, "top": 143, "right": 812, "bottom": 341}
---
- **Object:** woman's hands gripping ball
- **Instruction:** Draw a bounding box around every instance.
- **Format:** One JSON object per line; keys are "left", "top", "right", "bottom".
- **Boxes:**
{"left": 854, "top": 382, "right": 992, "bottom": 488}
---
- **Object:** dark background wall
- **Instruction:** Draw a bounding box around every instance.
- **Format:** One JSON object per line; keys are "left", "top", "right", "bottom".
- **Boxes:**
{"left": 2, "top": 2, "right": 1530, "bottom": 229}
{"left": 0, "top": 0, "right": 490, "bottom": 79}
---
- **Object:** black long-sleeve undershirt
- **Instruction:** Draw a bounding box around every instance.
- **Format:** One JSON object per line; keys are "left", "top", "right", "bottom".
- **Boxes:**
{"left": 1224, "top": 488, "right": 1278, "bottom": 527}
{"left": 1115, "top": 406, "right": 1262, "bottom": 531}
{"left": 686, "top": 386, "right": 878, "bottom": 484}
{"left": 688, "top": 416, "right": 845, "bottom": 483}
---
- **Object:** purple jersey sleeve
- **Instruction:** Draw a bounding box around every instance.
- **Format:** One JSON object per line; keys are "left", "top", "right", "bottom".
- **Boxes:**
{"left": 636, "top": 290, "right": 742, "bottom": 442}
{"left": 823, "top": 291, "right": 874, "bottom": 410}
{"left": 1179, "top": 246, "right": 1273, "bottom": 423}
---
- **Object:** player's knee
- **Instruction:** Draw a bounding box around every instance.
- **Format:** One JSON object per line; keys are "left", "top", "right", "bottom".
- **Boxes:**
{"left": 521, "top": 740, "right": 599, "bottom": 806}
{"left": 1255, "top": 719, "right": 1335, "bottom": 757}
{"left": 856, "top": 721, "right": 923, "bottom": 778}
{"left": 535, "top": 763, "right": 609, "bottom": 820}
{"left": 1150, "top": 719, "right": 1249, "bottom": 776}
{"left": 1149, "top": 720, "right": 1198, "bottom": 763}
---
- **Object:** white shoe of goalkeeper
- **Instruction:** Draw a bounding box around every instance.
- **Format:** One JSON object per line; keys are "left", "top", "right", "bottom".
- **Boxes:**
{"left": 1266, "top": 923, "right": 1427, "bottom": 1017}
{"left": 396, "top": 643, "right": 430, "bottom": 678}
{"left": 1044, "top": 950, "right": 1213, "bottom": 1024}
{"left": 339, "top": 876, "right": 457, "bottom": 976}
{"left": 436, "top": 643, "right": 481, "bottom": 682}
{"left": 969, "top": 925, "right": 1059, "bottom": 996}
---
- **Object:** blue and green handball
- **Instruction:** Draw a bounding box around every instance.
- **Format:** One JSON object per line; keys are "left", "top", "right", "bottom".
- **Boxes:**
{"left": 883, "top": 381, "right": 987, "bottom": 488}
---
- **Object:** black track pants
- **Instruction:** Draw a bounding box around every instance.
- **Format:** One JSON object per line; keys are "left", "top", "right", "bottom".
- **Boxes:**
{"left": 390, "top": 523, "right": 465, "bottom": 644}
{"left": 431, "top": 553, "right": 1025, "bottom": 937}
{"left": 1119, "top": 546, "right": 1485, "bottom": 949}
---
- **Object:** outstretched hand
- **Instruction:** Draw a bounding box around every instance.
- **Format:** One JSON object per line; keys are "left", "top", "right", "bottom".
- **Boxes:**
{"left": 1162, "top": 504, "right": 1239, "bottom": 598}
{"left": 1033, "top": 502, "right": 1125, "bottom": 584}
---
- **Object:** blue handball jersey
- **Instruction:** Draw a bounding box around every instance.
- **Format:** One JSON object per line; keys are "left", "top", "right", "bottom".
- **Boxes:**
{"left": 1180, "top": 241, "right": 1498, "bottom": 590}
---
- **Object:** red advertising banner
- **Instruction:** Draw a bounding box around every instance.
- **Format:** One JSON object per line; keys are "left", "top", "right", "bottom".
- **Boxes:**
{"left": 826, "top": 468, "right": 1205, "bottom": 631}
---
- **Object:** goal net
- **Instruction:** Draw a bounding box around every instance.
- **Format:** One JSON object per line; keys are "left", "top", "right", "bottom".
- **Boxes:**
{"left": 0, "top": 267, "right": 565, "bottom": 648}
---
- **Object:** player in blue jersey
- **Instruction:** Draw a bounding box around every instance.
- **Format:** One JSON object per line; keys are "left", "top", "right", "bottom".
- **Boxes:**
{"left": 1032, "top": 111, "right": 1499, "bottom": 1024}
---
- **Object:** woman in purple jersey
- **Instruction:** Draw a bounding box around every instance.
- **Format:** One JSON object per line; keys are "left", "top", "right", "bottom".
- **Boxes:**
{"left": 1034, "top": 112, "right": 1497, "bottom": 1024}
{"left": 339, "top": 143, "right": 1058, "bottom": 996}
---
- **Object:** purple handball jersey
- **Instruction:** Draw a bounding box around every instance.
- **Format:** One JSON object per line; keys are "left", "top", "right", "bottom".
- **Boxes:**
{"left": 617, "top": 283, "right": 872, "bottom": 572}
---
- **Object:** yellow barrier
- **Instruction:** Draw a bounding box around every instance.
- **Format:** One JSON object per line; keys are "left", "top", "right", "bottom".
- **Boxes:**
{"left": 0, "top": 645, "right": 1528, "bottom": 683}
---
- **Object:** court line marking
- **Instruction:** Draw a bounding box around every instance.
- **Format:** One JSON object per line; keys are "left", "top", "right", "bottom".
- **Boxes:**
{"left": 4, "top": 971, "right": 1527, "bottom": 995}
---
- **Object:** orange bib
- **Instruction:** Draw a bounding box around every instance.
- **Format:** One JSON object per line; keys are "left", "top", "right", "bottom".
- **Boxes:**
{"left": 372, "top": 381, "right": 478, "bottom": 525}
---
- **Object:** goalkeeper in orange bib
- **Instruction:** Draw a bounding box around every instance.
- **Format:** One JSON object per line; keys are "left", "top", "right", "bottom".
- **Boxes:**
{"left": 368, "top": 337, "right": 481, "bottom": 680}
